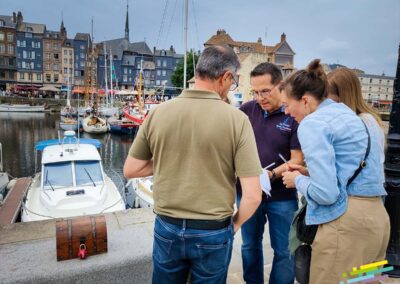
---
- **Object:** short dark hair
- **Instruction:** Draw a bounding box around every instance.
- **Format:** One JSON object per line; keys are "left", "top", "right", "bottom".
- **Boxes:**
{"left": 283, "top": 59, "right": 327, "bottom": 101}
{"left": 250, "top": 63, "right": 283, "bottom": 84}
{"left": 195, "top": 45, "right": 240, "bottom": 80}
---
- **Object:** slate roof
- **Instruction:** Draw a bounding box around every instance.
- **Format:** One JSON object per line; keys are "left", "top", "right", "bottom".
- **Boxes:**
{"left": 17, "top": 22, "right": 45, "bottom": 34}
{"left": 0, "top": 15, "right": 16, "bottom": 28}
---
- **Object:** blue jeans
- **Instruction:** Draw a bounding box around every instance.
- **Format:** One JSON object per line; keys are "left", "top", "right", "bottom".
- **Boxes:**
{"left": 237, "top": 196, "right": 298, "bottom": 284}
{"left": 152, "top": 216, "right": 234, "bottom": 284}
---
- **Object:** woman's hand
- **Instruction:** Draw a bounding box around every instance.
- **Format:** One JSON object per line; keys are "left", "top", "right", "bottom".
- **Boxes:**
{"left": 282, "top": 170, "right": 301, "bottom": 189}
{"left": 286, "top": 163, "right": 309, "bottom": 176}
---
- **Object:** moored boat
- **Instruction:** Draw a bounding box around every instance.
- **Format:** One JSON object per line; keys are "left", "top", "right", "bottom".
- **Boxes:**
{"left": 82, "top": 114, "right": 109, "bottom": 134}
{"left": 21, "top": 131, "right": 125, "bottom": 222}
{"left": 126, "top": 176, "right": 153, "bottom": 208}
{"left": 0, "top": 104, "right": 46, "bottom": 112}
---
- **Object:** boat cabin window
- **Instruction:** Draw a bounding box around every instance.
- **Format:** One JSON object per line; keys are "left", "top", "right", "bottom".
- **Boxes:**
{"left": 75, "top": 161, "right": 103, "bottom": 186}
{"left": 43, "top": 162, "right": 73, "bottom": 189}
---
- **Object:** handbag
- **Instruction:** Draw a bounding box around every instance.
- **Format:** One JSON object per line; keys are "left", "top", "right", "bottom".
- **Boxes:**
{"left": 294, "top": 120, "right": 371, "bottom": 283}
{"left": 295, "top": 244, "right": 312, "bottom": 284}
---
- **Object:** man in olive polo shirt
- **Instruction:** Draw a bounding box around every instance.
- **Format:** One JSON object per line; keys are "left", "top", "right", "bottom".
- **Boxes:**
{"left": 124, "top": 45, "right": 262, "bottom": 284}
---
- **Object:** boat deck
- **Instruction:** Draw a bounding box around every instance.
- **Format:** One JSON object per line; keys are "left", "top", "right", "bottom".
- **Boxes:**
{"left": 0, "top": 177, "right": 31, "bottom": 226}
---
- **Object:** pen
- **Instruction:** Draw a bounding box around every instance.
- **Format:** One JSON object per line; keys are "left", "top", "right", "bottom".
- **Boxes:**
{"left": 264, "top": 162, "right": 275, "bottom": 170}
{"left": 278, "top": 153, "right": 288, "bottom": 164}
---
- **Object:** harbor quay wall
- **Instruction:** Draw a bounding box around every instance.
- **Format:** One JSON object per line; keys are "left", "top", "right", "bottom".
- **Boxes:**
{"left": 0, "top": 208, "right": 155, "bottom": 284}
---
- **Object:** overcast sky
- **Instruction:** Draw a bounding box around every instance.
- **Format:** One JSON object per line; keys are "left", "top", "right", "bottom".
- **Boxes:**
{"left": 1, "top": 0, "right": 399, "bottom": 76}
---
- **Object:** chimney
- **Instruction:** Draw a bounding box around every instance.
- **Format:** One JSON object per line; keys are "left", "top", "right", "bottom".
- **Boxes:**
{"left": 257, "top": 37, "right": 262, "bottom": 44}
{"left": 12, "top": 12, "right": 16, "bottom": 23}
{"left": 16, "top": 11, "right": 23, "bottom": 27}
{"left": 281, "top": 33, "right": 286, "bottom": 42}
{"left": 153, "top": 46, "right": 156, "bottom": 54}
{"left": 170, "top": 45, "right": 174, "bottom": 52}
{"left": 217, "top": 29, "right": 226, "bottom": 35}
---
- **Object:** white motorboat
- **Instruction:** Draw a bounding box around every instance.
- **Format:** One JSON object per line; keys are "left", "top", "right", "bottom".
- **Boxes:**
{"left": 126, "top": 176, "right": 154, "bottom": 208}
{"left": 0, "top": 104, "right": 46, "bottom": 112}
{"left": 82, "top": 114, "right": 109, "bottom": 134}
{"left": 21, "top": 131, "right": 125, "bottom": 222}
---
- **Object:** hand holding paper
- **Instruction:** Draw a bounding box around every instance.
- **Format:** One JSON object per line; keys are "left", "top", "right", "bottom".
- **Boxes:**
{"left": 259, "top": 169, "right": 272, "bottom": 197}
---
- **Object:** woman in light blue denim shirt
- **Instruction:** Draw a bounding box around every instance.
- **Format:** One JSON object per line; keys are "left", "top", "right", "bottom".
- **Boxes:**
{"left": 281, "top": 60, "right": 390, "bottom": 284}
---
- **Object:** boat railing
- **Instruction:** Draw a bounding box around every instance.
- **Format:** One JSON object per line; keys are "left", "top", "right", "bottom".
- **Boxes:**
{"left": 104, "top": 167, "right": 127, "bottom": 205}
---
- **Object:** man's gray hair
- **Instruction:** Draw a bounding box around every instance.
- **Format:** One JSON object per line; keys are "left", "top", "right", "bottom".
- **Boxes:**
{"left": 195, "top": 45, "right": 240, "bottom": 80}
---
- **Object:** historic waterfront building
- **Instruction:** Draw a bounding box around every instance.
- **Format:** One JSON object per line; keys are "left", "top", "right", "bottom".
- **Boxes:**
{"left": 97, "top": 5, "right": 183, "bottom": 91}
{"left": 0, "top": 14, "right": 17, "bottom": 91}
{"left": 153, "top": 46, "right": 182, "bottom": 87}
{"left": 15, "top": 13, "right": 45, "bottom": 94}
{"left": 1, "top": 7, "right": 184, "bottom": 94}
{"left": 204, "top": 29, "right": 296, "bottom": 102}
{"left": 61, "top": 38, "right": 74, "bottom": 88}
{"left": 359, "top": 73, "right": 395, "bottom": 111}
{"left": 73, "top": 33, "right": 91, "bottom": 88}
{"left": 42, "top": 24, "right": 66, "bottom": 88}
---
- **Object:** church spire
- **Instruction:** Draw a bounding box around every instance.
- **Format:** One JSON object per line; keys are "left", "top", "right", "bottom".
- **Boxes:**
{"left": 125, "top": 1, "right": 129, "bottom": 41}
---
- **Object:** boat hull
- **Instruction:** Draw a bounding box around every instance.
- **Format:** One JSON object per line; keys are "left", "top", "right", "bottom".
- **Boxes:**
{"left": 82, "top": 115, "right": 109, "bottom": 134}
{"left": 0, "top": 104, "right": 45, "bottom": 112}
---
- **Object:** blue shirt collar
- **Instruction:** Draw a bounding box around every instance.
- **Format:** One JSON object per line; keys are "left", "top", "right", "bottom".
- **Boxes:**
{"left": 317, "top": 98, "right": 335, "bottom": 110}
{"left": 264, "top": 105, "right": 286, "bottom": 118}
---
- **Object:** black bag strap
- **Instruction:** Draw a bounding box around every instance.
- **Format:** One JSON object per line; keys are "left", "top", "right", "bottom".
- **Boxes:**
{"left": 347, "top": 119, "right": 371, "bottom": 186}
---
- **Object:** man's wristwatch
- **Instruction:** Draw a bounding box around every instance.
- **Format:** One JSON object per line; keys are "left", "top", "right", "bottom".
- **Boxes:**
{"left": 270, "top": 169, "right": 277, "bottom": 182}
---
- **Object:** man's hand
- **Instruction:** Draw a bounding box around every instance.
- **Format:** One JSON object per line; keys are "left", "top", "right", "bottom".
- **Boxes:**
{"left": 282, "top": 170, "right": 301, "bottom": 189}
{"left": 286, "top": 163, "right": 309, "bottom": 176}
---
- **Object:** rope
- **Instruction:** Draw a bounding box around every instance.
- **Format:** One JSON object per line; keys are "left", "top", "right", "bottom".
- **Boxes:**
{"left": 163, "top": 0, "right": 178, "bottom": 47}
{"left": 100, "top": 197, "right": 124, "bottom": 213}
{"left": 21, "top": 202, "right": 55, "bottom": 220}
{"left": 155, "top": 0, "right": 170, "bottom": 48}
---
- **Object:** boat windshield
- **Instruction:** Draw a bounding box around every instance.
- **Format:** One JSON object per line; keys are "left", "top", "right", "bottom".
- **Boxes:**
{"left": 75, "top": 161, "right": 103, "bottom": 186}
{"left": 43, "top": 162, "right": 73, "bottom": 189}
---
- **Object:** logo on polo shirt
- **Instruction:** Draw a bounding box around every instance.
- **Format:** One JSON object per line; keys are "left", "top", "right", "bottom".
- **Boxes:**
{"left": 276, "top": 117, "right": 292, "bottom": 132}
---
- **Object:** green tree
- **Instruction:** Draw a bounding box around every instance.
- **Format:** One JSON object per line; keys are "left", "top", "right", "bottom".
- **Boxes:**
{"left": 171, "top": 50, "right": 200, "bottom": 89}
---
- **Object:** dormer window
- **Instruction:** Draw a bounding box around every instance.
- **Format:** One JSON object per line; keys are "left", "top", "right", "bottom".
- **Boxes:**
{"left": 0, "top": 20, "right": 4, "bottom": 27}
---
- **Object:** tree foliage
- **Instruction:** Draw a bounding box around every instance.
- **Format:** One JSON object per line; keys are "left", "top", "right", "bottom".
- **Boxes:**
{"left": 171, "top": 50, "right": 200, "bottom": 89}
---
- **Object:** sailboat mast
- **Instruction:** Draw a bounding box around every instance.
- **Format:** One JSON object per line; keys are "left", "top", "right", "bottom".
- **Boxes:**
{"left": 138, "top": 59, "right": 143, "bottom": 112}
{"left": 104, "top": 43, "right": 108, "bottom": 105}
{"left": 109, "top": 49, "right": 113, "bottom": 100}
{"left": 66, "top": 75, "right": 71, "bottom": 107}
{"left": 183, "top": 0, "right": 188, "bottom": 89}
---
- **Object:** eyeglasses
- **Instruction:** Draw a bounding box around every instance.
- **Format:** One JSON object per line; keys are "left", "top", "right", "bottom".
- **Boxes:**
{"left": 229, "top": 73, "right": 239, "bottom": 92}
{"left": 252, "top": 84, "right": 278, "bottom": 98}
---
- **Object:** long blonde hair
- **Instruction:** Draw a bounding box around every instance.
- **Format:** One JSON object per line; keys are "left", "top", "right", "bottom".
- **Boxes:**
{"left": 327, "top": 68, "right": 383, "bottom": 126}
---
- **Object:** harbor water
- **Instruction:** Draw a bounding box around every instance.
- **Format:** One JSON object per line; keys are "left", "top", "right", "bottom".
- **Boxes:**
{"left": 0, "top": 112, "right": 135, "bottom": 193}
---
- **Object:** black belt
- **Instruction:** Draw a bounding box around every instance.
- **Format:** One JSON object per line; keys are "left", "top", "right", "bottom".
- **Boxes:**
{"left": 158, "top": 215, "right": 231, "bottom": 230}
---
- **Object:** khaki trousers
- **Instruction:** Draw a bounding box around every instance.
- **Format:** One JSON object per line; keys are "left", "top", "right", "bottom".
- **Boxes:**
{"left": 309, "top": 196, "right": 390, "bottom": 284}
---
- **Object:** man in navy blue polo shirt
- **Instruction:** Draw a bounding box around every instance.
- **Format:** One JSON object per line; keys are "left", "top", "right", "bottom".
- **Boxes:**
{"left": 237, "top": 63, "right": 303, "bottom": 284}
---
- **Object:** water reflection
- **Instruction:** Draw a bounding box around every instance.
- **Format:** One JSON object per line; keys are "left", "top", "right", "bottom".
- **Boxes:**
{"left": 0, "top": 113, "right": 134, "bottom": 179}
